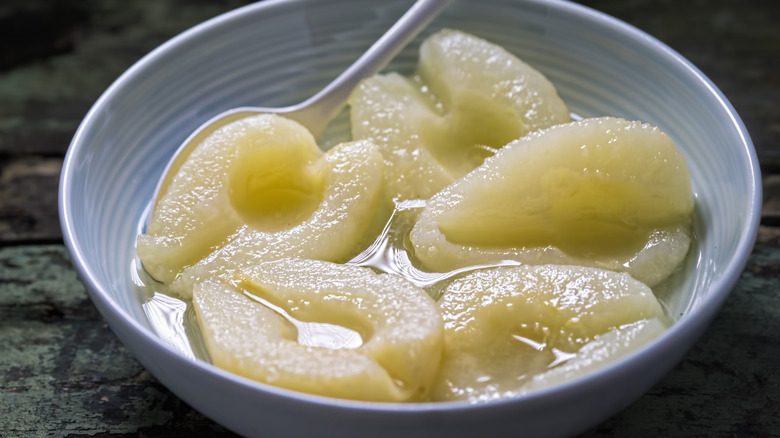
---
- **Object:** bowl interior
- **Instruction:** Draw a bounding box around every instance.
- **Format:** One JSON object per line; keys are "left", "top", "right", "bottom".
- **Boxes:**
{"left": 60, "top": 0, "right": 760, "bottom": 436}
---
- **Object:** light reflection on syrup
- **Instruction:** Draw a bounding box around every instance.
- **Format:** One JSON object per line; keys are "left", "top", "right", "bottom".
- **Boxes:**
{"left": 242, "top": 290, "right": 363, "bottom": 350}
{"left": 347, "top": 200, "right": 521, "bottom": 296}
{"left": 511, "top": 334, "right": 578, "bottom": 368}
{"left": 142, "top": 292, "right": 197, "bottom": 359}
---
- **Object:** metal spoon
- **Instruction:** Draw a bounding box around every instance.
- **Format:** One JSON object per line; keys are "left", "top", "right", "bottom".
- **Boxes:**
{"left": 151, "top": 0, "right": 452, "bottom": 208}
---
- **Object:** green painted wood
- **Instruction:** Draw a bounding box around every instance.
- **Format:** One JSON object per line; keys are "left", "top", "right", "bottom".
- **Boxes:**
{"left": 0, "top": 245, "right": 236, "bottom": 437}
{"left": 1, "top": 0, "right": 778, "bottom": 436}
{"left": 0, "top": 157, "right": 62, "bottom": 242}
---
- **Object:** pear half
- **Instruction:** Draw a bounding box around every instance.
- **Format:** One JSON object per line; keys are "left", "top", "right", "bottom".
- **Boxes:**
{"left": 349, "top": 29, "right": 570, "bottom": 202}
{"left": 430, "top": 265, "right": 667, "bottom": 402}
{"left": 410, "top": 117, "right": 693, "bottom": 287}
{"left": 193, "top": 259, "right": 443, "bottom": 402}
{"left": 137, "top": 114, "right": 385, "bottom": 297}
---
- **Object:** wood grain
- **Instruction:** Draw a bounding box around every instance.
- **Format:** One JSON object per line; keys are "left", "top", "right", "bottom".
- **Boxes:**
{"left": 0, "top": 0, "right": 777, "bottom": 437}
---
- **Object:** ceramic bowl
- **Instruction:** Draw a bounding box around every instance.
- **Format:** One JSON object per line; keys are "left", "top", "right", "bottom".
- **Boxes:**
{"left": 59, "top": 0, "right": 761, "bottom": 437}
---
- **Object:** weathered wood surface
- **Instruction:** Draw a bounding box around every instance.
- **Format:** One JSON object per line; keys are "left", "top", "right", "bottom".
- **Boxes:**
{"left": 1, "top": 0, "right": 778, "bottom": 437}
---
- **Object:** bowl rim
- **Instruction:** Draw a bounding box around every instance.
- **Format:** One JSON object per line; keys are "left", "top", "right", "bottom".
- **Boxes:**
{"left": 58, "top": 0, "right": 762, "bottom": 414}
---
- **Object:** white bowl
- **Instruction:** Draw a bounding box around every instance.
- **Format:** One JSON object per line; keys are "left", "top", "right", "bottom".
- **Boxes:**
{"left": 59, "top": 0, "right": 761, "bottom": 437}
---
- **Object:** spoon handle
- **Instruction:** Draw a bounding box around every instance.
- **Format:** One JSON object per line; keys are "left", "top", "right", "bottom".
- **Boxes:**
{"left": 293, "top": 0, "right": 454, "bottom": 137}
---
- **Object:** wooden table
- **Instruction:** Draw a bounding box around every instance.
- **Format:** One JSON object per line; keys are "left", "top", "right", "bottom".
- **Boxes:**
{"left": 1, "top": 1, "right": 778, "bottom": 436}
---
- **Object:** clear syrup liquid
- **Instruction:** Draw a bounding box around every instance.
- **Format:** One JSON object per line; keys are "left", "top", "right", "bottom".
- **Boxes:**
{"left": 134, "top": 197, "right": 679, "bottom": 364}
{"left": 135, "top": 199, "right": 545, "bottom": 361}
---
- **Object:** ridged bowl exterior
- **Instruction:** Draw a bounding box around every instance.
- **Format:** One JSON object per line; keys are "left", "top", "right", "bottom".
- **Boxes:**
{"left": 59, "top": 1, "right": 761, "bottom": 437}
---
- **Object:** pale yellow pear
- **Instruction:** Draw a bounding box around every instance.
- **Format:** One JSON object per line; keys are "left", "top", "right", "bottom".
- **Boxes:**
{"left": 349, "top": 29, "right": 570, "bottom": 202}
{"left": 430, "top": 265, "right": 667, "bottom": 402}
{"left": 193, "top": 259, "right": 443, "bottom": 402}
{"left": 137, "top": 114, "right": 385, "bottom": 297}
{"left": 410, "top": 117, "right": 693, "bottom": 287}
